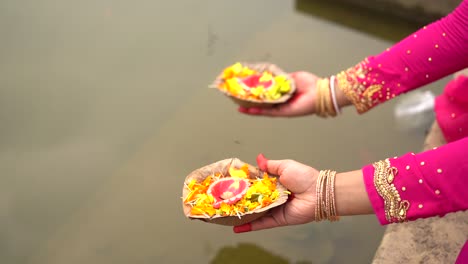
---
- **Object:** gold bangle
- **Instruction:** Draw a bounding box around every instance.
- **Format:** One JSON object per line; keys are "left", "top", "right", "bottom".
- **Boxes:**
{"left": 315, "top": 170, "right": 340, "bottom": 222}
{"left": 315, "top": 78, "right": 337, "bottom": 118}
{"left": 372, "top": 159, "right": 410, "bottom": 223}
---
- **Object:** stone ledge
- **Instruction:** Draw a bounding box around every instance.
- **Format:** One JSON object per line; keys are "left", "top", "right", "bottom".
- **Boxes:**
{"left": 331, "top": 0, "right": 461, "bottom": 24}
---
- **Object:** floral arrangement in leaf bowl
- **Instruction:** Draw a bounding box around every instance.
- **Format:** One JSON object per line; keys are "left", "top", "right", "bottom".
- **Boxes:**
{"left": 182, "top": 158, "right": 290, "bottom": 226}
{"left": 211, "top": 62, "right": 296, "bottom": 108}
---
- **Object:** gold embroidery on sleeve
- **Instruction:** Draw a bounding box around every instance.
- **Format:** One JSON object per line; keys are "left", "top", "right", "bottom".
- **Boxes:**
{"left": 336, "top": 60, "right": 383, "bottom": 113}
{"left": 373, "top": 159, "right": 410, "bottom": 223}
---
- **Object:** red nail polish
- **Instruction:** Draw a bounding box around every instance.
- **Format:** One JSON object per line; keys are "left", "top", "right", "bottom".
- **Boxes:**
{"left": 233, "top": 223, "right": 252, "bottom": 233}
{"left": 257, "top": 154, "right": 268, "bottom": 171}
{"left": 238, "top": 106, "right": 248, "bottom": 113}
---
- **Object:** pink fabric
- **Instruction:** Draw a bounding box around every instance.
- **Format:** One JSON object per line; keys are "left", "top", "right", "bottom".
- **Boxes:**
{"left": 363, "top": 137, "right": 468, "bottom": 225}
{"left": 456, "top": 240, "right": 468, "bottom": 264}
{"left": 435, "top": 75, "right": 468, "bottom": 142}
{"left": 353, "top": 0, "right": 468, "bottom": 111}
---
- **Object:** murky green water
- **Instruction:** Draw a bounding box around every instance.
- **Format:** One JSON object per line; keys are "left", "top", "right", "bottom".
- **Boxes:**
{"left": 0, "top": 0, "right": 448, "bottom": 263}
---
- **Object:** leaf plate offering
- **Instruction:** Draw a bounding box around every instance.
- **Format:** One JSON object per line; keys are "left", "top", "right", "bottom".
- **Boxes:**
{"left": 182, "top": 158, "right": 290, "bottom": 226}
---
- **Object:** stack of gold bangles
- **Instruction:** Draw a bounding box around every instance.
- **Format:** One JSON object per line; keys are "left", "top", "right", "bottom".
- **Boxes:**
{"left": 315, "top": 76, "right": 341, "bottom": 117}
{"left": 315, "top": 170, "right": 340, "bottom": 222}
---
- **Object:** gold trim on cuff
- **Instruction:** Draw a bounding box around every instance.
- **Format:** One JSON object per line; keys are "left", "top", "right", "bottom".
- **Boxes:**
{"left": 373, "top": 159, "right": 410, "bottom": 223}
{"left": 336, "top": 59, "right": 383, "bottom": 113}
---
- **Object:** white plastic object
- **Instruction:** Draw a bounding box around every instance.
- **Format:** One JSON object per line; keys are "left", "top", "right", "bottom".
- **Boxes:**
{"left": 394, "top": 91, "right": 436, "bottom": 133}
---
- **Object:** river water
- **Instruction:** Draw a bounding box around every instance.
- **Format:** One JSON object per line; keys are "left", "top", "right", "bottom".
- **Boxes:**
{"left": 0, "top": 0, "right": 448, "bottom": 263}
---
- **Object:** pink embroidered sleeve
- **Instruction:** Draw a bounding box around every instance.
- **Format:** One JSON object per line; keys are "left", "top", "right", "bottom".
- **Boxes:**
{"left": 363, "top": 137, "right": 468, "bottom": 225}
{"left": 336, "top": 0, "right": 468, "bottom": 113}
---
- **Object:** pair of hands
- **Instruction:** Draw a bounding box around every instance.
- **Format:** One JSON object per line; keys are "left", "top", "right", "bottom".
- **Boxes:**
{"left": 233, "top": 72, "right": 322, "bottom": 233}
{"left": 232, "top": 71, "right": 356, "bottom": 232}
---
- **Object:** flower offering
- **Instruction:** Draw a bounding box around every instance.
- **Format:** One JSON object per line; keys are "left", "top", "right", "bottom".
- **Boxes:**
{"left": 212, "top": 62, "right": 296, "bottom": 108}
{"left": 182, "top": 158, "right": 290, "bottom": 226}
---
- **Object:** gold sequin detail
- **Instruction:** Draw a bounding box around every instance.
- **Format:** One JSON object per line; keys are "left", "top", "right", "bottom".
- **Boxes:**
{"left": 442, "top": 32, "right": 446, "bottom": 37}
{"left": 420, "top": 161, "right": 425, "bottom": 166}
{"left": 435, "top": 190, "right": 440, "bottom": 195}
{"left": 406, "top": 165, "right": 410, "bottom": 170}
{"left": 428, "top": 57, "right": 432, "bottom": 62}
{"left": 373, "top": 159, "right": 410, "bottom": 223}
{"left": 435, "top": 44, "right": 439, "bottom": 48}
{"left": 419, "top": 179, "right": 423, "bottom": 184}
{"left": 418, "top": 204, "right": 423, "bottom": 209}
{"left": 402, "top": 187, "right": 406, "bottom": 191}
{"left": 437, "top": 169, "right": 443, "bottom": 174}
{"left": 336, "top": 60, "right": 383, "bottom": 113}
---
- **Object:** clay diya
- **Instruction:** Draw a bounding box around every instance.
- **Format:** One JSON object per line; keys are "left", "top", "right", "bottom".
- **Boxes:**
{"left": 182, "top": 158, "right": 290, "bottom": 226}
{"left": 211, "top": 62, "right": 296, "bottom": 108}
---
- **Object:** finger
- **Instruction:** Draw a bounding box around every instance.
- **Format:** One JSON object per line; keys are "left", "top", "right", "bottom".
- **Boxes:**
{"left": 238, "top": 106, "right": 264, "bottom": 115}
{"left": 233, "top": 223, "right": 252, "bottom": 233}
{"left": 256, "top": 153, "right": 268, "bottom": 171}
{"left": 265, "top": 159, "right": 289, "bottom": 176}
{"left": 289, "top": 72, "right": 299, "bottom": 78}
{"left": 257, "top": 106, "right": 292, "bottom": 117}
{"left": 233, "top": 214, "right": 282, "bottom": 233}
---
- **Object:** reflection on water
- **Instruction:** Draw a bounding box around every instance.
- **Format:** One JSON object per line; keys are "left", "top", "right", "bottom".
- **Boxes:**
{"left": 211, "top": 243, "right": 292, "bottom": 264}
{"left": 0, "top": 0, "right": 448, "bottom": 263}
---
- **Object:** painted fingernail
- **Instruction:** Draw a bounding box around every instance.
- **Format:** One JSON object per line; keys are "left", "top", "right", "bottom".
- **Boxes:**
{"left": 233, "top": 223, "right": 252, "bottom": 233}
{"left": 257, "top": 154, "right": 268, "bottom": 171}
{"left": 238, "top": 106, "right": 248, "bottom": 113}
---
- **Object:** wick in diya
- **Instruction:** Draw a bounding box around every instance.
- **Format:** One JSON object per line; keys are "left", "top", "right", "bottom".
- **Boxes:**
{"left": 182, "top": 158, "right": 289, "bottom": 226}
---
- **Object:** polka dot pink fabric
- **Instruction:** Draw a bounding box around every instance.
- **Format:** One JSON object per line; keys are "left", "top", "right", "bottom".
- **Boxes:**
{"left": 351, "top": 0, "right": 468, "bottom": 112}
{"left": 435, "top": 75, "right": 468, "bottom": 142}
{"left": 363, "top": 138, "right": 468, "bottom": 225}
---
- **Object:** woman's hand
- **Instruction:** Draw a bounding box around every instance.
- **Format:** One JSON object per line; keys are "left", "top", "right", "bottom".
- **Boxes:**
{"left": 233, "top": 154, "right": 319, "bottom": 233}
{"left": 238, "top": 72, "right": 319, "bottom": 117}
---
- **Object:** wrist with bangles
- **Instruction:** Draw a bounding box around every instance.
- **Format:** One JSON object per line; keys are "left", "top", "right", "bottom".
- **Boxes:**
{"left": 315, "top": 76, "right": 342, "bottom": 118}
{"left": 315, "top": 169, "right": 340, "bottom": 222}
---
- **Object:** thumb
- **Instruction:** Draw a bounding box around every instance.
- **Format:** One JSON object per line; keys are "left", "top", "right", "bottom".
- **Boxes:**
{"left": 256, "top": 154, "right": 288, "bottom": 176}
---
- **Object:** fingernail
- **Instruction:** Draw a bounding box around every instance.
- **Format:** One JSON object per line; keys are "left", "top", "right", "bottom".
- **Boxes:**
{"left": 233, "top": 223, "right": 252, "bottom": 233}
{"left": 238, "top": 106, "right": 248, "bottom": 113}
{"left": 257, "top": 154, "right": 268, "bottom": 171}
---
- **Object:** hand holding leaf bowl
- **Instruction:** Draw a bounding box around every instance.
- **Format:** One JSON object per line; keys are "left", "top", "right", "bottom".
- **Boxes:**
{"left": 212, "top": 62, "right": 296, "bottom": 108}
{"left": 182, "top": 158, "right": 290, "bottom": 226}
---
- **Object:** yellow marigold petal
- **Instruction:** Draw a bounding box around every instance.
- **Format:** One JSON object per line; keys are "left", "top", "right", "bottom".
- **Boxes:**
{"left": 229, "top": 167, "right": 247, "bottom": 178}
{"left": 240, "top": 67, "right": 255, "bottom": 77}
{"left": 259, "top": 72, "right": 273, "bottom": 82}
{"left": 187, "top": 179, "right": 197, "bottom": 190}
{"left": 226, "top": 78, "right": 245, "bottom": 96}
